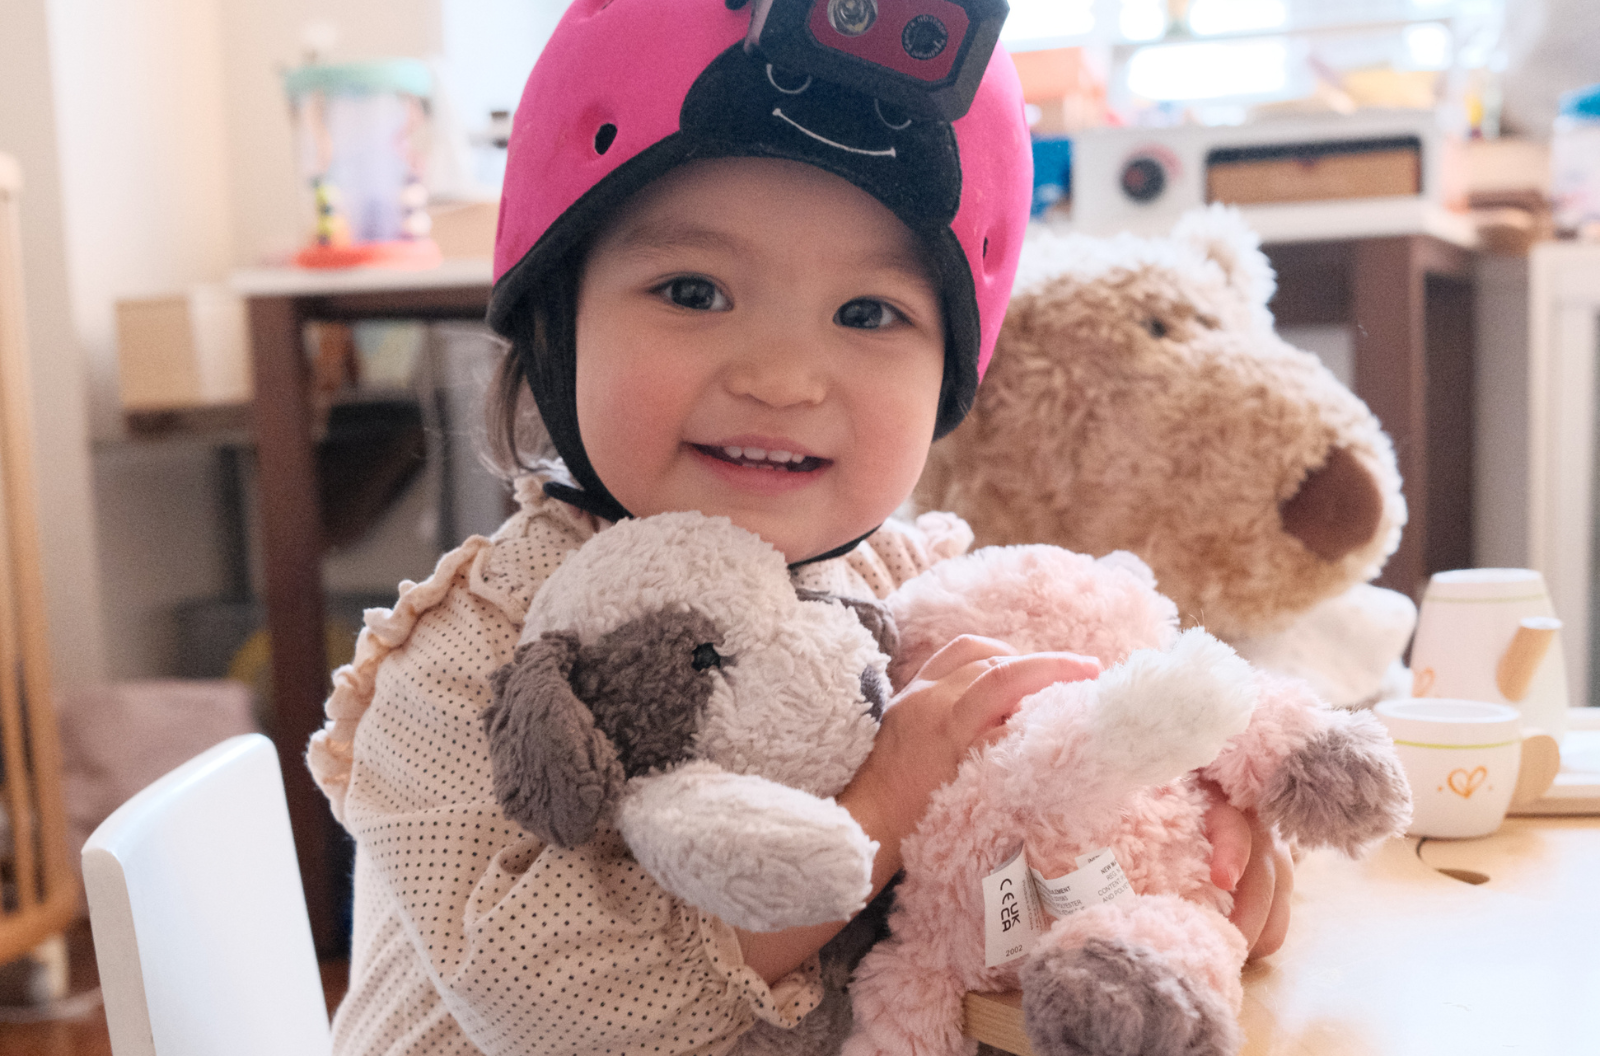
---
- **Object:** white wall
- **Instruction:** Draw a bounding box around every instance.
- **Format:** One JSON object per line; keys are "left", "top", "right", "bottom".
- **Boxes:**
{"left": 48, "top": 0, "right": 238, "bottom": 438}
{"left": 44, "top": 0, "right": 239, "bottom": 678}
{"left": 0, "top": 0, "right": 109, "bottom": 685}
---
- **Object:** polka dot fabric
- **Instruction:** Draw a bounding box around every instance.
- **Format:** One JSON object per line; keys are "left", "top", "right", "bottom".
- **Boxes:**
{"left": 319, "top": 472, "right": 970, "bottom": 1055}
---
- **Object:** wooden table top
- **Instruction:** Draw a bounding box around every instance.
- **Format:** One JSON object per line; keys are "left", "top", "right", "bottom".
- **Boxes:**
{"left": 965, "top": 815, "right": 1600, "bottom": 1055}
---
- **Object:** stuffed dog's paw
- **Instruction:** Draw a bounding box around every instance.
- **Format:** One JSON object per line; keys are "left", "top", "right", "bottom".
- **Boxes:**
{"left": 618, "top": 761, "right": 876, "bottom": 932}
{"left": 1021, "top": 938, "right": 1238, "bottom": 1056}
{"left": 1258, "top": 709, "right": 1412, "bottom": 854}
{"left": 1090, "top": 629, "right": 1259, "bottom": 788}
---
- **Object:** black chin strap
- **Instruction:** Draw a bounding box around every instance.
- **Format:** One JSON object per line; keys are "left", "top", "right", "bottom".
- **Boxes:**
{"left": 786, "top": 527, "right": 880, "bottom": 569}
{"left": 542, "top": 480, "right": 633, "bottom": 525}
{"left": 542, "top": 480, "right": 877, "bottom": 569}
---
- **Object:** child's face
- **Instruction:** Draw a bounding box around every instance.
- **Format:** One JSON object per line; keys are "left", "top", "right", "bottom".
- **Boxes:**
{"left": 574, "top": 157, "right": 945, "bottom": 563}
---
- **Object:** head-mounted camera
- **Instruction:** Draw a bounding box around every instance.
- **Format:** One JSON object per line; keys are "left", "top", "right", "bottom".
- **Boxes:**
{"left": 732, "top": 0, "right": 1009, "bottom": 123}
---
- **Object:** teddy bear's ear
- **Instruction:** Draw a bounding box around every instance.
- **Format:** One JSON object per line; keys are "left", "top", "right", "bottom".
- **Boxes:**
{"left": 796, "top": 587, "right": 900, "bottom": 660}
{"left": 482, "top": 632, "right": 626, "bottom": 848}
{"left": 1172, "top": 204, "right": 1277, "bottom": 309}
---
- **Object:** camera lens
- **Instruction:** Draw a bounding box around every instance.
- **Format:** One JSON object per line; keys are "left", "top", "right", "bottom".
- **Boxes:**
{"left": 828, "top": 0, "right": 877, "bottom": 36}
{"left": 901, "top": 14, "right": 947, "bottom": 60}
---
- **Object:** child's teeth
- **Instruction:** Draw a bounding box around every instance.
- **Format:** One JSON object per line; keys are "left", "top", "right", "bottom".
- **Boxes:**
{"left": 713, "top": 444, "right": 810, "bottom": 466}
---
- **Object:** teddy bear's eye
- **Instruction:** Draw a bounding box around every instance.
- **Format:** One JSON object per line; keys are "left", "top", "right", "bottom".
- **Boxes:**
{"left": 691, "top": 643, "right": 724, "bottom": 671}
{"left": 1145, "top": 317, "right": 1169, "bottom": 339}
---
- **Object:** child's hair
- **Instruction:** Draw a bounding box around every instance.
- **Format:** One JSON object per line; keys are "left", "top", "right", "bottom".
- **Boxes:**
{"left": 484, "top": 249, "right": 580, "bottom": 477}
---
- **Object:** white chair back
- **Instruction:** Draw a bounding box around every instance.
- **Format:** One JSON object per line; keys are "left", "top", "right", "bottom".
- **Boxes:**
{"left": 82, "top": 734, "right": 333, "bottom": 1056}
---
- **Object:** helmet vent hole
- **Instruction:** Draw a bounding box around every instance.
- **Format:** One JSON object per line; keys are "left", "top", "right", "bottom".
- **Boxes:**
{"left": 594, "top": 123, "right": 618, "bottom": 155}
{"left": 981, "top": 237, "right": 989, "bottom": 259}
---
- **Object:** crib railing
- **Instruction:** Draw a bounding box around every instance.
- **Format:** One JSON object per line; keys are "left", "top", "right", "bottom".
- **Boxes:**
{"left": 0, "top": 153, "right": 79, "bottom": 962}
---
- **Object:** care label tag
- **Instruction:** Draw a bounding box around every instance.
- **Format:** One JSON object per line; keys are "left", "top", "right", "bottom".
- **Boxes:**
{"left": 982, "top": 847, "right": 1046, "bottom": 967}
{"left": 1029, "top": 847, "right": 1135, "bottom": 920}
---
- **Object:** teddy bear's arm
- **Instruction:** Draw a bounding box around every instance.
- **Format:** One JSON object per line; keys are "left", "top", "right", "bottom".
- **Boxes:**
{"left": 617, "top": 760, "right": 877, "bottom": 933}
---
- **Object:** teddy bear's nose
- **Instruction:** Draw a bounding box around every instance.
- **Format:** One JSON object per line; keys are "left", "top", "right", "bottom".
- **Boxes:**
{"left": 1279, "top": 446, "right": 1383, "bottom": 562}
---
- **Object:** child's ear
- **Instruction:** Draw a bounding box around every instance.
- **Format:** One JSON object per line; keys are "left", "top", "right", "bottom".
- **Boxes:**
{"left": 796, "top": 587, "right": 900, "bottom": 659}
{"left": 483, "top": 633, "right": 626, "bottom": 847}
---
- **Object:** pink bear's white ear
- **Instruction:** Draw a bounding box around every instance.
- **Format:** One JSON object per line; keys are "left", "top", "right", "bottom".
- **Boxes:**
{"left": 1171, "top": 204, "right": 1277, "bottom": 309}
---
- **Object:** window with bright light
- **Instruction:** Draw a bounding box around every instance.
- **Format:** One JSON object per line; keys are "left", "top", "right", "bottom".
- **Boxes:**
{"left": 1126, "top": 38, "right": 1291, "bottom": 101}
{"left": 1002, "top": 0, "right": 1096, "bottom": 44}
{"left": 1119, "top": 0, "right": 1167, "bottom": 43}
{"left": 1187, "top": 0, "right": 1288, "bottom": 36}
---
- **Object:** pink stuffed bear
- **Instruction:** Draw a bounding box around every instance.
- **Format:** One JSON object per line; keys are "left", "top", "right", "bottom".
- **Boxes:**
{"left": 843, "top": 545, "right": 1411, "bottom": 1056}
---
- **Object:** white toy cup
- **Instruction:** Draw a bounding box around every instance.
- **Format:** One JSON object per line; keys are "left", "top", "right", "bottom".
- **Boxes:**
{"left": 1375, "top": 698, "right": 1522, "bottom": 839}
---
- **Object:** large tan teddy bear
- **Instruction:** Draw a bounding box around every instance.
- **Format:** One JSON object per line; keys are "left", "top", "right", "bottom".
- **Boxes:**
{"left": 916, "top": 206, "right": 1416, "bottom": 708}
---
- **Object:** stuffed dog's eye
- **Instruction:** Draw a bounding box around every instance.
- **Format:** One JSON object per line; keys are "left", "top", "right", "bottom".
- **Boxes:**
{"left": 692, "top": 643, "right": 724, "bottom": 671}
{"left": 1144, "top": 317, "right": 1169, "bottom": 339}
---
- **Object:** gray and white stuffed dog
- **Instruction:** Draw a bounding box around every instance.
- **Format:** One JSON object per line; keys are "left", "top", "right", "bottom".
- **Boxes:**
{"left": 482, "top": 511, "right": 894, "bottom": 934}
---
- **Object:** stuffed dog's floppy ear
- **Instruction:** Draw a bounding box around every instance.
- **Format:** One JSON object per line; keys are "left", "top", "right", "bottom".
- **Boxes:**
{"left": 484, "top": 632, "right": 625, "bottom": 847}
{"left": 796, "top": 588, "right": 900, "bottom": 660}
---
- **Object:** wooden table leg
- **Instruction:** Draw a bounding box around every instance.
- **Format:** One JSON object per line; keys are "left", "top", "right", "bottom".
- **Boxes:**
{"left": 1420, "top": 257, "right": 1475, "bottom": 578}
{"left": 247, "top": 295, "right": 337, "bottom": 953}
{"left": 1350, "top": 237, "right": 1431, "bottom": 601}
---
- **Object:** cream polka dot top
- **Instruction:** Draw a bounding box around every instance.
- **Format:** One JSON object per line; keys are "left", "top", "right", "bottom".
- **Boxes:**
{"left": 308, "top": 473, "right": 972, "bottom": 1056}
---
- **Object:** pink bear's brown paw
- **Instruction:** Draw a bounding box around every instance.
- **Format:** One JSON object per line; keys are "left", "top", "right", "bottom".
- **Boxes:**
{"left": 1258, "top": 710, "right": 1412, "bottom": 855}
{"left": 1020, "top": 939, "right": 1239, "bottom": 1056}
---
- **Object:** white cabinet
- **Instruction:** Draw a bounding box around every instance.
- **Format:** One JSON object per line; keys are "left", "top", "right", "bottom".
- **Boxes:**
{"left": 1529, "top": 241, "right": 1600, "bottom": 708}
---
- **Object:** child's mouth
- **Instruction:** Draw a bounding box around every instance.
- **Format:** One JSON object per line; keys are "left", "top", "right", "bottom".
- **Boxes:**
{"left": 693, "top": 444, "right": 830, "bottom": 473}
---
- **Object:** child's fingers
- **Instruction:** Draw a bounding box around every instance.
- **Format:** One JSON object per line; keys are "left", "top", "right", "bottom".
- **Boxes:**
{"left": 1205, "top": 795, "right": 1294, "bottom": 959}
{"left": 1246, "top": 823, "right": 1293, "bottom": 960}
{"left": 954, "top": 652, "right": 1103, "bottom": 742}
{"left": 1202, "top": 792, "right": 1253, "bottom": 892}
{"left": 910, "top": 634, "right": 1018, "bottom": 684}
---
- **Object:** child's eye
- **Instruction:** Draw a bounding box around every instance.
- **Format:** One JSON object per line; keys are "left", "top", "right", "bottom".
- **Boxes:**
{"left": 835, "top": 298, "right": 904, "bottom": 330}
{"left": 657, "top": 277, "right": 730, "bottom": 312}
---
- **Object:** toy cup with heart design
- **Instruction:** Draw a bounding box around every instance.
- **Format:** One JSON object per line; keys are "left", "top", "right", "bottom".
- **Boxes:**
{"left": 1376, "top": 699, "right": 1528, "bottom": 838}
{"left": 1409, "top": 568, "right": 1570, "bottom": 742}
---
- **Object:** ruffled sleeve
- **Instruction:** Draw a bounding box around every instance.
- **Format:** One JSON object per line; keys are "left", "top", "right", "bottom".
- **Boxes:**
{"left": 307, "top": 477, "right": 598, "bottom": 824}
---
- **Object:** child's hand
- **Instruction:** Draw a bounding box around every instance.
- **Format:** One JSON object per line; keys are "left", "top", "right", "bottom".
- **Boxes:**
{"left": 740, "top": 638, "right": 1100, "bottom": 985}
{"left": 843, "top": 636, "right": 1103, "bottom": 882}
{"left": 1204, "top": 790, "right": 1293, "bottom": 960}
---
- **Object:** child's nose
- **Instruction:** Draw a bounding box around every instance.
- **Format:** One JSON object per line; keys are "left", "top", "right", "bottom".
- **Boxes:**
{"left": 723, "top": 341, "right": 828, "bottom": 409}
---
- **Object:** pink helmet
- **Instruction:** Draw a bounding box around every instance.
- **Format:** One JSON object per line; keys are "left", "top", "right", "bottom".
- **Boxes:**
{"left": 489, "top": 0, "right": 1032, "bottom": 437}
